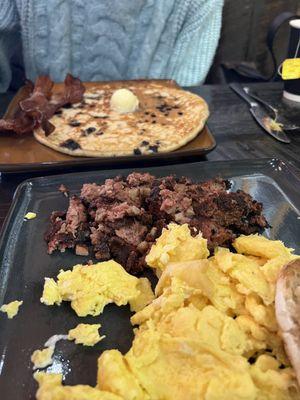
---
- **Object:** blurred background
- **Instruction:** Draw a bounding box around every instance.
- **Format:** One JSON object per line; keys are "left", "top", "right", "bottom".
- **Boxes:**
{"left": 8, "top": 0, "right": 300, "bottom": 90}
{"left": 206, "top": 0, "right": 300, "bottom": 83}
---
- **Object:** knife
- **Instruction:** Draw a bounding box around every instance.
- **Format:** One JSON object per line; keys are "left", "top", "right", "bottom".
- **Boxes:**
{"left": 229, "top": 83, "right": 291, "bottom": 143}
{"left": 243, "top": 87, "right": 299, "bottom": 131}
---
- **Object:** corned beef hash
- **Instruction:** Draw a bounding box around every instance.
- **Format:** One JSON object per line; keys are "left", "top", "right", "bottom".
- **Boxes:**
{"left": 45, "top": 172, "right": 268, "bottom": 274}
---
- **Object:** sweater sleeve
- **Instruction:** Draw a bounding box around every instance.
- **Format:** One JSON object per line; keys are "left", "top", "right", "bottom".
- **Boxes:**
{"left": 0, "top": 0, "right": 19, "bottom": 92}
{"left": 167, "top": 0, "right": 224, "bottom": 86}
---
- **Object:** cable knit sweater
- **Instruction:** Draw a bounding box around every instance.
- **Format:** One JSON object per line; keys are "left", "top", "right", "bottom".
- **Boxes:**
{"left": 0, "top": 0, "right": 223, "bottom": 92}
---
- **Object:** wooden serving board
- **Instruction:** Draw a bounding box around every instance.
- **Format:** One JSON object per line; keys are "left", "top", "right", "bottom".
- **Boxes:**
{"left": 0, "top": 80, "right": 216, "bottom": 173}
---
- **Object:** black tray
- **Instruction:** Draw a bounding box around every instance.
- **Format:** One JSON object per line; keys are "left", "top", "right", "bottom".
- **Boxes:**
{"left": 0, "top": 158, "right": 300, "bottom": 399}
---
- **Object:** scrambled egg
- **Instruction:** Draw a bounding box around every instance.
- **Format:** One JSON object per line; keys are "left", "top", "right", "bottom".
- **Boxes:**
{"left": 24, "top": 212, "right": 37, "bottom": 220}
{"left": 0, "top": 300, "right": 23, "bottom": 319}
{"left": 146, "top": 223, "right": 209, "bottom": 275}
{"left": 68, "top": 324, "right": 105, "bottom": 346}
{"left": 35, "top": 225, "right": 300, "bottom": 399}
{"left": 34, "top": 373, "right": 123, "bottom": 400}
{"left": 31, "top": 346, "right": 54, "bottom": 370}
{"left": 40, "top": 260, "right": 154, "bottom": 317}
{"left": 129, "top": 278, "right": 155, "bottom": 313}
{"left": 233, "top": 234, "right": 294, "bottom": 259}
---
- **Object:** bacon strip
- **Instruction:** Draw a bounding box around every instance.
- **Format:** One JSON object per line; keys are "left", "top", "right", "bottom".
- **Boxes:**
{"left": 0, "top": 80, "right": 36, "bottom": 134}
{"left": 0, "top": 74, "right": 85, "bottom": 136}
{"left": 51, "top": 74, "right": 85, "bottom": 108}
{"left": 20, "top": 76, "right": 56, "bottom": 135}
{"left": 20, "top": 76, "right": 54, "bottom": 113}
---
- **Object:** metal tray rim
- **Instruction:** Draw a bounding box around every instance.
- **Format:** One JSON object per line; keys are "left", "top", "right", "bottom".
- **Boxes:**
{"left": 15, "top": 157, "right": 299, "bottom": 188}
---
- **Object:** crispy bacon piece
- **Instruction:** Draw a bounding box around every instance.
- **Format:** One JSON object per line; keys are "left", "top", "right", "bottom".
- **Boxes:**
{"left": 0, "top": 114, "right": 35, "bottom": 135}
{"left": 0, "top": 74, "right": 85, "bottom": 136}
{"left": 20, "top": 76, "right": 54, "bottom": 113}
{"left": 51, "top": 74, "right": 85, "bottom": 108}
{"left": 0, "top": 80, "right": 36, "bottom": 134}
{"left": 20, "top": 76, "right": 56, "bottom": 135}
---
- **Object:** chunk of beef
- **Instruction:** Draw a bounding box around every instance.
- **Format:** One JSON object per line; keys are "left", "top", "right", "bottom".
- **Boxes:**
{"left": 115, "top": 222, "right": 148, "bottom": 246}
{"left": 75, "top": 244, "right": 89, "bottom": 256}
{"left": 126, "top": 172, "right": 155, "bottom": 187}
{"left": 66, "top": 196, "right": 87, "bottom": 235}
{"left": 198, "top": 177, "right": 231, "bottom": 194}
{"left": 58, "top": 184, "right": 69, "bottom": 197}
{"left": 107, "top": 236, "right": 144, "bottom": 274}
{"left": 189, "top": 218, "right": 235, "bottom": 250}
{"left": 81, "top": 183, "right": 104, "bottom": 203}
{"left": 94, "top": 241, "right": 111, "bottom": 261}
{"left": 159, "top": 189, "right": 194, "bottom": 220}
{"left": 95, "top": 203, "right": 143, "bottom": 223}
{"left": 81, "top": 178, "right": 147, "bottom": 209}
{"left": 45, "top": 196, "right": 87, "bottom": 253}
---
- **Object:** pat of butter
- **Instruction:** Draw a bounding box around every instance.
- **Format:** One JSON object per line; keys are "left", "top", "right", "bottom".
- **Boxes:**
{"left": 282, "top": 58, "right": 300, "bottom": 80}
{"left": 110, "top": 88, "right": 139, "bottom": 114}
{"left": 24, "top": 212, "right": 37, "bottom": 220}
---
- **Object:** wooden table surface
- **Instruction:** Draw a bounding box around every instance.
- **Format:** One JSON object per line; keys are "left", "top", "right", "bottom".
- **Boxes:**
{"left": 0, "top": 81, "right": 299, "bottom": 230}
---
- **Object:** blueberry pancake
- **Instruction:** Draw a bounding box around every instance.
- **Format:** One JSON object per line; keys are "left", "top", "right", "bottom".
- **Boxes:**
{"left": 34, "top": 81, "right": 209, "bottom": 157}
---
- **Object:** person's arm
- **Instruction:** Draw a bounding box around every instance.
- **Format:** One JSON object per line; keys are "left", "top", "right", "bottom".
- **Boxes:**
{"left": 166, "top": 0, "right": 224, "bottom": 86}
{"left": 0, "top": 0, "right": 19, "bottom": 92}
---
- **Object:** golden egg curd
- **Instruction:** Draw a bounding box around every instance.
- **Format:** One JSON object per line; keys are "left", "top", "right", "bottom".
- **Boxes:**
{"left": 40, "top": 260, "right": 154, "bottom": 317}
